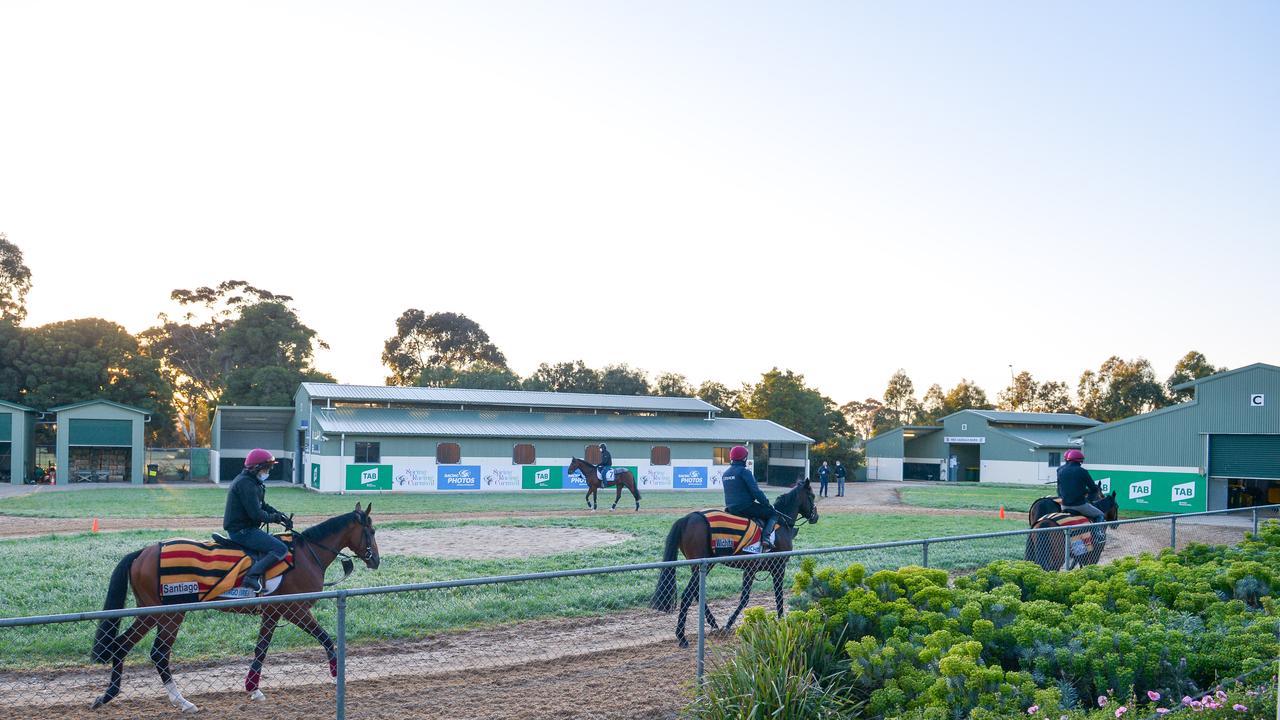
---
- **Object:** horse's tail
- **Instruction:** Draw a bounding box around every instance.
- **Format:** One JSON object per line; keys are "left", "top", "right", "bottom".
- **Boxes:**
{"left": 651, "top": 514, "right": 691, "bottom": 611}
{"left": 92, "top": 548, "right": 142, "bottom": 663}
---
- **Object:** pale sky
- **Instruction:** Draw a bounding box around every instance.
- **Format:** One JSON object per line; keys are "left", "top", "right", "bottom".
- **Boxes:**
{"left": 2, "top": 1, "right": 1277, "bottom": 406}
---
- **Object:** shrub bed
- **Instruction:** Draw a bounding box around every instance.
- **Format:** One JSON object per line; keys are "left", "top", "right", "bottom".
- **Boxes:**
{"left": 693, "top": 524, "right": 1280, "bottom": 719}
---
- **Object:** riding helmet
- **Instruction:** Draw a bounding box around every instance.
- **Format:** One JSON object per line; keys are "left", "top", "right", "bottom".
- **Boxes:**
{"left": 244, "top": 448, "right": 277, "bottom": 470}
{"left": 729, "top": 445, "right": 749, "bottom": 462}
{"left": 1064, "top": 449, "right": 1085, "bottom": 462}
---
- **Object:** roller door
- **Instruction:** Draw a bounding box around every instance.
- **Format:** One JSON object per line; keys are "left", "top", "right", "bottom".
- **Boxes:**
{"left": 1209, "top": 435, "right": 1280, "bottom": 480}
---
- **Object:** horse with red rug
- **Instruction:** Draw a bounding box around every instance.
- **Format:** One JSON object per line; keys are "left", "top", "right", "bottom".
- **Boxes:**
{"left": 90, "top": 503, "right": 380, "bottom": 712}
{"left": 651, "top": 479, "right": 818, "bottom": 647}
{"left": 1025, "top": 491, "right": 1118, "bottom": 570}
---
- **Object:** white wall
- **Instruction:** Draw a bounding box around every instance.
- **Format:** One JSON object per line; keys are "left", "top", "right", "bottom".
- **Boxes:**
{"left": 866, "top": 456, "right": 903, "bottom": 481}
{"left": 979, "top": 459, "right": 1054, "bottom": 485}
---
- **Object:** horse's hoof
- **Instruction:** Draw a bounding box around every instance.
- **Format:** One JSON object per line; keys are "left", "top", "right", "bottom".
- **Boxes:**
{"left": 249, "top": 689, "right": 265, "bottom": 701}
{"left": 678, "top": 638, "right": 689, "bottom": 649}
{"left": 90, "top": 697, "right": 105, "bottom": 710}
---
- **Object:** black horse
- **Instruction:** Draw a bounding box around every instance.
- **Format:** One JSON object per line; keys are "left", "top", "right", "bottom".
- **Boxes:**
{"left": 1025, "top": 491, "right": 1119, "bottom": 570}
{"left": 650, "top": 479, "right": 819, "bottom": 647}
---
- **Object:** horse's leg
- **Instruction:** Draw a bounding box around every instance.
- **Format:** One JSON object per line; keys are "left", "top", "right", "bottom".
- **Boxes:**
{"left": 151, "top": 613, "right": 197, "bottom": 713}
{"left": 585, "top": 486, "right": 592, "bottom": 510}
{"left": 290, "top": 606, "right": 339, "bottom": 682}
{"left": 722, "top": 568, "right": 755, "bottom": 631}
{"left": 245, "top": 609, "right": 281, "bottom": 700}
{"left": 92, "top": 614, "right": 158, "bottom": 709}
{"left": 631, "top": 480, "right": 641, "bottom": 511}
{"left": 674, "top": 570, "right": 700, "bottom": 649}
{"left": 611, "top": 482, "right": 622, "bottom": 511}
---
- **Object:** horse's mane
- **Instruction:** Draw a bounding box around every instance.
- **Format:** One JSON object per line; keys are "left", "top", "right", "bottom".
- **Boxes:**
{"left": 301, "top": 512, "right": 359, "bottom": 542}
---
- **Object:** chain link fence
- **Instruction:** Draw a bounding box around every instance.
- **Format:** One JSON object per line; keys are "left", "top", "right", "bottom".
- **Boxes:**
{"left": 0, "top": 505, "right": 1274, "bottom": 719}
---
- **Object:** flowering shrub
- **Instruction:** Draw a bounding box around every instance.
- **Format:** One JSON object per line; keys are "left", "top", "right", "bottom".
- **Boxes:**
{"left": 691, "top": 523, "right": 1280, "bottom": 719}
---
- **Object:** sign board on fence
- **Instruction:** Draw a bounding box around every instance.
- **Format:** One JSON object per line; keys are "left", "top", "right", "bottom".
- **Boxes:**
{"left": 1093, "top": 468, "right": 1205, "bottom": 513}
{"left": 345, "top": 464, "right": 392, "bottom": 491}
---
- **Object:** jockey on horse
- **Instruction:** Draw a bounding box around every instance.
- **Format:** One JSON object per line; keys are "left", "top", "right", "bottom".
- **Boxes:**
{"left": 721, "top": 445, "right": 778, "bottom": 551}
{"left": 224, "top": 449, "right": 294, "bottom": 594}
{"left": 596, "top": 443, "right": 614, "bottom": 485}
{"left": 1056, "top": 448, "right": 1106, "bottom": 543}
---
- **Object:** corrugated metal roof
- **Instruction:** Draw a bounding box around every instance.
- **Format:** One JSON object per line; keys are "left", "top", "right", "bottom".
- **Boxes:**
{"left": 0, "top": 400, "right": 36, "bottom": 412}
{"left": 990, "top": 426, "right": 1084, "bottom": 448}
{"left": 312, "top": 407, "right": 812, "bottom": 443}
{"left": 299, "top": 383, "right": 719, "bottom": 414}
{"left": 49, "top": 399, "right": 151, "bottom": 415}
{"left": 961, "top": 410, "right": 1101, "bottom": 426}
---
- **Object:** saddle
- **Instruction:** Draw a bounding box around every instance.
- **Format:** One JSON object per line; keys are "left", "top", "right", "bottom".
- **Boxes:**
{"left": 700, "top": 510, "right": 766, "bottom": 556}
{"left": 1038, "top": 512, "right": 1099, "bottom": 557}
{"left": 157, "top": 534, "right": 295, "bottom": 605}
{"left": 597, "top": 466, "right": 615, "bottom": 486}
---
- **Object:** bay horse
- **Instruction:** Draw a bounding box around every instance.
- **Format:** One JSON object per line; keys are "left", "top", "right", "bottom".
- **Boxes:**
{"left": 650, "top": 479, "right": 818, "bottom": 647}
{"left": 90, "top": 503, "right": 380, "bottom": 712}
{"left": 567, "top": 457, "right": 641, "bottom": 511}
{"left": 1025, "top": 491, "right": 1118, "bottom": 570}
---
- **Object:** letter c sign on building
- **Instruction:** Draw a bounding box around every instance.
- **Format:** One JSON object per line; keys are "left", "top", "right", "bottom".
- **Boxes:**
{"left": 1250, "top": 394, "right": 1265, "bottom": 407}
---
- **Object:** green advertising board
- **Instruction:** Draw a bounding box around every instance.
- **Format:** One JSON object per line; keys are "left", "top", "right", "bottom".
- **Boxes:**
{"left": 1094, "top": 468, "right": 1206, "bottom": 513}
{"left": 310, "top": 463, "right": 321, "bottom": 489}
{"left": 345, "top": 464, "right": 392, "bottom": 491}
{"left": 522, "top": 465, "right": 563, "bottom": 490}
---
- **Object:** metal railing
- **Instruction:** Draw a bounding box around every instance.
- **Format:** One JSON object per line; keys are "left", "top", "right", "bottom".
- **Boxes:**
{"left": 0, "top": 503, "right": 1275, "bottom": 718}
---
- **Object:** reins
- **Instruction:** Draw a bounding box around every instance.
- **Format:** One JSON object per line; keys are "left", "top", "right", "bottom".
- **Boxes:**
{"left": 294, "top": 518, "right": 374, "bottom": 587}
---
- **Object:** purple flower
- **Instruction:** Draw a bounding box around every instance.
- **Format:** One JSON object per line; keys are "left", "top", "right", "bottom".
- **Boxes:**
{"left": 1191, "top": 701, "right": 1203, "bottom": 710}
{"left": 1156, "top": 710, "right": 1170, "bottom": 716}
{"left": 1147, "top": 691, "right": 1161, "bottom": 702}
{"left": 1183, "top": 696, "right": 1193, "bottom": 706}
{"left": 1098, "top": 696, "right": 1108, "bottom": 707}
{"left": 1027, "top": 706, "right": 1039, "bottom": 715}
{"left": 1115, "top": 707, "right": 1127, "bottom": 718}
{"left": 1234, "top": 705, "right": 1248, "bottom": 712}
{"left": 1217, "top": 691, "right": 1228, "bottom": 701}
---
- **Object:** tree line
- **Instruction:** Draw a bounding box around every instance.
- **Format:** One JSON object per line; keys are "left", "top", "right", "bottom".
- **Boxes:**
{"left": 0, "top": 233, "right": 1232, "bottom": 468}
{"left": 843, "top": 350, "right": 1224, "bottom": 438}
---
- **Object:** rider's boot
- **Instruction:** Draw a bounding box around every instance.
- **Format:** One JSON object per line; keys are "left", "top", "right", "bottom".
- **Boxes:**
{"left": 242, "top": 574, "right": 264, "bottom": 594}
{"left": 760, "top": 517, "right": 778, "bottom": 551}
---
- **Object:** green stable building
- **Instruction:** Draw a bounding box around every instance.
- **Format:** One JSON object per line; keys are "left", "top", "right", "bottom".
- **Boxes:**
{"left": 0, "top": 400, "right": 37, "bottom": 484}
{"left": 864, "top": 410, "right": 1101, "bottom": 484}
{"left": 1076, "top": 363, "right": 1280, "bottom": 513}
{"left": 212, "top": 384, "right": 813, "bottom": 493}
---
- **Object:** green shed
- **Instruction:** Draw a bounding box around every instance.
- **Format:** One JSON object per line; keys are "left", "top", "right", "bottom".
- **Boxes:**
{"left": 51, "top": 400, "right": 150, "bottom": 484}
{"left": 0, "top": 400, "right": 37, "bottom": 484}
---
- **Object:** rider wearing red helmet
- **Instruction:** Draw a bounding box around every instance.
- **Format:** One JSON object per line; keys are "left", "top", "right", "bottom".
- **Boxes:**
{"left": 721, "top": 445, "right": 779, "bottom": 550}
{"left": 1056, "top": 448, "right": 1106, "bottom": 541}
{"left": 223, "top": 449, "right": 292, "bottom": 594}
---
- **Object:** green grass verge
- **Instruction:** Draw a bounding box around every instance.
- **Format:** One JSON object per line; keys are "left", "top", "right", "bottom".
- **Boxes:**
{"left": 0, "top": 511, "right": 1012, "bottom": 669}
{"left": 0, "top": 486, "right": 789, "bottom": 519}
{"left": 896, "top": 482, "right": 1166, "bottom": 519}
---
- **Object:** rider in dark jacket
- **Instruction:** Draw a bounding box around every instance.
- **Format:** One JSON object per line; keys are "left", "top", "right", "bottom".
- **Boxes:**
{"left": 722, "top": 445, "right": 778, "bottom": 549}
{"left": 596, "top": 443, "right": 613, "bottom": 484}
{"left": 224, "top": 449, "right": 292, "bottom": 593}
{"left": 1056, "top": 448, "right": 1105, "bottom": 540}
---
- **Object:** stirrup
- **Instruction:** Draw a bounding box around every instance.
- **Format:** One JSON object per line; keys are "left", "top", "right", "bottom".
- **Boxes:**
{"left": 242, "top": 576, "right": 264, "bottom": 593}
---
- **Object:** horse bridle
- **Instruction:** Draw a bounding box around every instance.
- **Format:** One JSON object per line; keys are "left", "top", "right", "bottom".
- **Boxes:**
{"left": 300, "top": 517, "right": 375, "bottom": 587}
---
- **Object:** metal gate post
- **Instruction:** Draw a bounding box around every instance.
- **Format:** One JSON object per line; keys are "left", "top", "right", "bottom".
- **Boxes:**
{"left": 336, "top": 592, "right": 347, "bottom": 720}
{"left": 921, "top": 540, "right": 929, "bottom": 568}
{"left": 1253, "top": 508, "right": 1259, "bottom": 537}
{"left": 1063, "top": 528, "right": 1071, "bottom": 571}
{"left": 1170, "top": 517, "right": 1177, "bottom": 550}
{"left": 697, "top": 560, "right": 709, "bottom": 683}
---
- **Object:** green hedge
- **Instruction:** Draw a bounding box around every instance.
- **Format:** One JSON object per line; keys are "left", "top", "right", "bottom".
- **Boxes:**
{"left": 692, "top": 523, "right": 1280, "bottom": 719}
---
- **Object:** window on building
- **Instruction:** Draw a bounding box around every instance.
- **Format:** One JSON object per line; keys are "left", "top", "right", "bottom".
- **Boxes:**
{"left": 354, "top": 442, "right": 380, "bottom": 464}
{"left": 650, "top": 446, "right": 671, "bottom": 466}
{"left": 513, "top": 443, "right": 536, "bottom": 465}
{"left": 1048, "top": 452, "right": 1061, "bottom": 468}
{"left": 436, "top": 442, "right": 461, "bottom": 464}
{"left": 713, "top": 446, "right": 734, "bottom": 465}
{"left": 585, "top": 445, "right": 602, "bottom": 464}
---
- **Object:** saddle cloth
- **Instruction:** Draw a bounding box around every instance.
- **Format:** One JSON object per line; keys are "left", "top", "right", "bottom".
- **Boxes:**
{"left": 158, "top": 535, "right": 294, "bottom": 605}
{"left": 701, "top": 510, "right": 764, "bottom": 556}
{"left": 598, "top": 467, "right": 615, "bottom": 485}
{"left": 1042, "top": 513, "right": 1097, "bottom": 556}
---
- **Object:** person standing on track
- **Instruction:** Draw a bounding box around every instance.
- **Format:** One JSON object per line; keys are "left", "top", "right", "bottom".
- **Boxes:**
{"left": 834, "top": 460, "right": 847, "bottom": 496}
{"left": 817, "top": 461, "right": 830, "bottom": 497}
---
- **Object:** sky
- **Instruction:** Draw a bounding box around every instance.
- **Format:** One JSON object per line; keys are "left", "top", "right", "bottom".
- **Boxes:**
{"left": 1, "top": 1, "right": 1277, "bottom": 406}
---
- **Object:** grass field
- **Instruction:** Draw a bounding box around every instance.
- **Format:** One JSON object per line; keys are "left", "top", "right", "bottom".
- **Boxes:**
{"left": 0, "top": 486, "right": 767, "bottom": 518}
{"left": 0, "top": 510, "right": 1015, "bottom": 668}
{"left": 896, "top": 482, "right": 1051, "bottom": 513}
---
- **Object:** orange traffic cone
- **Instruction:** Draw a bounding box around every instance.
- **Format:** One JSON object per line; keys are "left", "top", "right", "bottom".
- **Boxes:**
{"left": 998, "top": 506, "right": 1006, "bottom": 520}
{"left": 92, "top": 518, "right": 100, "bottom": 533}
